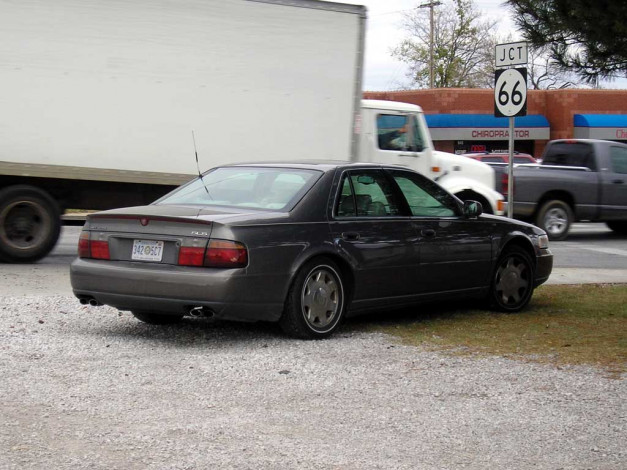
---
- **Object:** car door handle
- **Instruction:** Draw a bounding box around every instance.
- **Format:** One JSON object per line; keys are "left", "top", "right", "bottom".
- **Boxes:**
{"left": 341, "top": 232, "right": 360, "bottom": 241}
{"left": 421, "top": 229, "right": 436, "bottom": 238}
{"left": 612, "top": 179, "right": 624, "bottom": 184}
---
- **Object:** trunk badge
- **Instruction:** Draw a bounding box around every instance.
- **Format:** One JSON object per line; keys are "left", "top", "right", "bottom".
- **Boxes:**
{"left": 140, "top": 218, "right": 149, "bottom": 226}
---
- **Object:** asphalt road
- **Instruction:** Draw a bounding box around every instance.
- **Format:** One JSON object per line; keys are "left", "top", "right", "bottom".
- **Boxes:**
{"left": 2, "top": 222, "right": 626, "bottom": 297}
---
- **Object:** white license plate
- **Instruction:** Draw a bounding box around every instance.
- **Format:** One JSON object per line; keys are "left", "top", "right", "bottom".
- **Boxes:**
{"left": 131, "top": 239, "right": 164, "bottom": 262}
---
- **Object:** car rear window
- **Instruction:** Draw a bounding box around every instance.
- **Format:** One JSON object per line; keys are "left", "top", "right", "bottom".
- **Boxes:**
{"left": 156, "top": 167, "right": 322, "bottom": 211}
{"left": 543, "top": 143, "right": 596, "bottom": 170}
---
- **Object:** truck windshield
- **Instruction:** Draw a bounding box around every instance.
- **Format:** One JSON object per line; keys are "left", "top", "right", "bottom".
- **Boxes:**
{"left": 543, "top": 142, "right": 596, "bottom": 170}
{"left": 156, "top": 167, "right": 322, "bottom": 211}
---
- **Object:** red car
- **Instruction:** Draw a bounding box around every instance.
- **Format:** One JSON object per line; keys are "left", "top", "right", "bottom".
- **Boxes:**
{"left": 464, "top": 153, "right": 537, "bottom": 164}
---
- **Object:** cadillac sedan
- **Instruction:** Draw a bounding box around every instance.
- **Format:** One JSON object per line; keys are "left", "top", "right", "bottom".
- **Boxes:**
{"left": 70, "top": 162, "right": 553, "bottom": 339}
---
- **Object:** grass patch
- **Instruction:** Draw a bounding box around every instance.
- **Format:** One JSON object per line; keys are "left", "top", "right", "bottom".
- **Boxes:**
{"left": 359, "top": 284, "right": 626, "bottom": 374}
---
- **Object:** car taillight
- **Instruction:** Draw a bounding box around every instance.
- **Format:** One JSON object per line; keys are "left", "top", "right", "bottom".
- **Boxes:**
{"left": 204, "top": 240, "right": 248, "bottom": 268}
{"left": 78, "top": 231, "right": 90, "bottom": 258}
{"left": 91, "top": 240, "right": 110, "bottom": 259}
{"left": 78, "top": 231, "right": 110, "bottom": 260}
{"left": 178, "top": 246, "right": 206, "bottom": 267}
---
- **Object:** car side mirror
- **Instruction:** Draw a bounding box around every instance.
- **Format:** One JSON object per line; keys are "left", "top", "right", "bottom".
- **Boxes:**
{"left": 463, "top": 200, "right": 483, "bottom": 218}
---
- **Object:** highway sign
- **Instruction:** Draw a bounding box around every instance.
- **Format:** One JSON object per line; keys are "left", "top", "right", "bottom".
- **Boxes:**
{"left": 494, "top": 68, "right": 527, "bottom": 117}
{"left": 495, "top": 41, "right": 528, "bottom": 68}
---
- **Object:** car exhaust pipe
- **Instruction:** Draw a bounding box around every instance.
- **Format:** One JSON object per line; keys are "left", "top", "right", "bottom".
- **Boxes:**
{"left": 79, "top": 296, "right": 102, "bottom": 307}
{"left": 188, "top": 306, "right": 214, "bottom": 318}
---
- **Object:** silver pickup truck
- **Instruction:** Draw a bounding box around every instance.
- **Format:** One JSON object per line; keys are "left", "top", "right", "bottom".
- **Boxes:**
{"left": 496, "top": 139, "right": 627, "bottom": 240}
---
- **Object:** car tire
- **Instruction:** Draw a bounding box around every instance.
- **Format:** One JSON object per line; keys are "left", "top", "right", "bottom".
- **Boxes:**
{"left": 489, "top": 246, "right": 535, "bottom": 313}
{"left": 535, "top": 200, "right": 573, "bottom": 241}
{"left": 279, "top": 257, "right": 346, "bottom": 339}
{"left": 0, "top": 185, "right": 61, "bottom": 263}
{"left": 131, "top": 310, "right": 184, "bottom": 325}
{"left": 606, "top": 221, "right": 627, "bottom": 235}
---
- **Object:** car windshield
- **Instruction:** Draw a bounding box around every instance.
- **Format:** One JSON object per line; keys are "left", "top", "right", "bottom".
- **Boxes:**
{"left": 156, "top": 167, "right": 322, "bottom": 211}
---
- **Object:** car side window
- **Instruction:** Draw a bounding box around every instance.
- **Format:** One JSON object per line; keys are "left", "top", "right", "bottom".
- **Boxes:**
{"left": 390, "top": 170, "right": 458, "bottom": 217}
{"left": 335, "top": 170, "right": 402, "bottom": 217}
{"left": 610, "top": 146, "right": 627, "bottom": 174}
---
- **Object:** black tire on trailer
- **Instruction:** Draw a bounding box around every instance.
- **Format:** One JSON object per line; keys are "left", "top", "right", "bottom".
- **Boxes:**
{"left": 606, "top": 221, "right": 627, "bottom": 235}
{"left": 0, "top": 185, "right": 62, "bottom": 263}
{"left": 535, "top": 199, "right": 573, "bottom": 241}
{"left": 279, "top": 257, "right": 346, "bottom": 339}
{"left": 131, "top": 311, "right": 184, "bottom": 325}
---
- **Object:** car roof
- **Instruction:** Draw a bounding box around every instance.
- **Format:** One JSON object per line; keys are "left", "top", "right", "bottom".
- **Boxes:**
{"left": 217, "top": 161, "right": 411, "bottom": 172}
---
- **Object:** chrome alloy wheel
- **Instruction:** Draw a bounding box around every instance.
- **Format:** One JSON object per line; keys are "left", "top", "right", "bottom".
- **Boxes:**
{"left": 0, "top": 200, "right": 51, "bottom": 251}
{"left": 494, "top": 254, "right": 531, "bottom": 307}
{"left": 543, "top": 207, "right": 568, "bottom": 237}
{"left": 301, "top": 266, "right": 342, "bottom": 331}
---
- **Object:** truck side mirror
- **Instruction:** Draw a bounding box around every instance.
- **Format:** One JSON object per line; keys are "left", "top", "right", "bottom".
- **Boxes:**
{"left": 463, "top": 200, "right": 483, "bottom": 218}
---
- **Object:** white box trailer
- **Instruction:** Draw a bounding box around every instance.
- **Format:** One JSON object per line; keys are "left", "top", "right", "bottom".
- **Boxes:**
{"left": 0, "top": 0, "right": 502, "bottom": 262}
{"left": 0, "top": 0, "right": 364, "bottom": 177}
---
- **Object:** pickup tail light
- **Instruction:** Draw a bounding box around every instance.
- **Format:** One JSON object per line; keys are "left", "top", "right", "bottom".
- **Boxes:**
{"left": 78, "top": 231, "right": 110, "bottom": 260}
{"left": 501, "top": 173, "right": 510, "bottom": 196}
{"left": 204, "top": 240, "right": 248, "bottom": 268}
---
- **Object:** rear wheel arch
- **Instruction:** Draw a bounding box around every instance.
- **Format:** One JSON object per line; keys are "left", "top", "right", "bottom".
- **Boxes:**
{"left": 533, "top": 191, "right": 575, "bottom": 219}
{"left": 288, "top": 252, "right": 355, "bottom": 306}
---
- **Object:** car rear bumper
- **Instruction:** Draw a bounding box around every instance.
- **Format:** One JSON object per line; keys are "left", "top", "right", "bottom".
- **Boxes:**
{"left": 534, "top": 249, "right": 553, "bottom": 287}
{"left": 70, "top": 258, "right": 286, "bottom": 322}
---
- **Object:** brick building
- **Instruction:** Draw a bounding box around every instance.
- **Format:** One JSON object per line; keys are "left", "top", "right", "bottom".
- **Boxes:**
{"left": 364, "top": 89, "right": 627, "bottom": 158}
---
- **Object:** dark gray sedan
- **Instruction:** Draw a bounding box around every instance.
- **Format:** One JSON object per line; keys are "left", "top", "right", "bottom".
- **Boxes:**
{"left": 71, "top": 162, "right": 553, "bottom": 338}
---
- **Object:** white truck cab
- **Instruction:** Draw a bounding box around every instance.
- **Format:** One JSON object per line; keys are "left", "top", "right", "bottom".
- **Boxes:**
{"left": 359, "top": 100, "right": 504, "bottom": 215}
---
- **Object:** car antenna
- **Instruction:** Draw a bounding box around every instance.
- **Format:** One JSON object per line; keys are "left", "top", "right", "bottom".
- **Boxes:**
{"left": 192, "top": 130, "right": 209, "bottom": 194}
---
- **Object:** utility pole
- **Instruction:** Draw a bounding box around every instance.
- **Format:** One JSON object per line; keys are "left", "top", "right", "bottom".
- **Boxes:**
{"left": 418, "top": 1, "right": 442, "bottom": 88}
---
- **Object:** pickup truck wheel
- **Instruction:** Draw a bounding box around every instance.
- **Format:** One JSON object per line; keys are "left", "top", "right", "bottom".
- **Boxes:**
{"left": 606, "top": 221, "right": 627, "bottom": 235}
{"left": 279, "top": 257, "right": 346, "bottom": 339}
{"left": 535, "top": 200, "right": 572, "bottom": 241}
{"left": 131, "top": 311, "right": 184, "bottom": 325}
{"left": 0, "top": 186, "right": 61, "bottom": 263}
{"left": 490, "top": 246, "right": 535, "bottom": 312}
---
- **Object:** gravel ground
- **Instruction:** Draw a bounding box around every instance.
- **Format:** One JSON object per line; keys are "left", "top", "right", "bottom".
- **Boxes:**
{"left": 1, "top": 296, "right": 625, "bottom": 469}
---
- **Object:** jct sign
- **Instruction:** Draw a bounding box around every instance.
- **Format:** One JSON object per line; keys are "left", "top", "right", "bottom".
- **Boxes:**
{"left": 495, "top": 41, "right": 528, "bottom": 68}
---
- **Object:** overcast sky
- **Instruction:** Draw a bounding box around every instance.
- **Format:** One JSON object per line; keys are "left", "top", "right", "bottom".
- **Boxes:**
{"left": 334, "top": 0, "right": 516, "bottom": 90}
{"left": 331, "top": 0, "right": 625, "bottom": 90}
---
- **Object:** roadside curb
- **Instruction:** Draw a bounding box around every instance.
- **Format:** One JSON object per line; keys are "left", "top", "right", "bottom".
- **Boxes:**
{"left": 546, "top": 268, "right": 627, "bottom": 285}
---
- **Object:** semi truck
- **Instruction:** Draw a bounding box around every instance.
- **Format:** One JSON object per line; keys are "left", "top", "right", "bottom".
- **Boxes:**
{"left": 0, "top": 0, "right": 503, "bottom": 262}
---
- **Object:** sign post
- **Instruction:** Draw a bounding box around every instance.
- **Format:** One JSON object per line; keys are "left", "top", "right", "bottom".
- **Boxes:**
{"left": 494, "top": 42, "right": 528, "bottom": 218}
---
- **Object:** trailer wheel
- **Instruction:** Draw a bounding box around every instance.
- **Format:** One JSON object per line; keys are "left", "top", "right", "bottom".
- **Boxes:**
{"left": 535, "top": 200, "right": 572, "bottom": 241}
{"left": 0, "top": 186, "right": 61, "bottom": 262}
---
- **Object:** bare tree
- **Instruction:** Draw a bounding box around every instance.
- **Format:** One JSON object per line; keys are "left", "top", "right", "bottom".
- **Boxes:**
{"left": 392, "top": 0, "right": 498, "bottom": 88}
{"left": 527, "top": 46, "right": 579, "bottom": 89}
